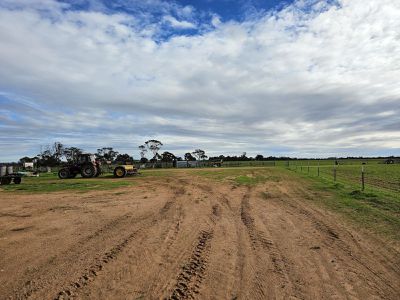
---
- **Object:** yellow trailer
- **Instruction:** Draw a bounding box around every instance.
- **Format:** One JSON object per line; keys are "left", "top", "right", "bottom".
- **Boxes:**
{"left": 113, "top": 165, "right": 139, "bottom": 178}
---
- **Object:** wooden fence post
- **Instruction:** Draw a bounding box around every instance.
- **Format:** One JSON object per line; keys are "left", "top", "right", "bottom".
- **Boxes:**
{"left": 333, "top": 165, "right": 337, "bottom": 182}
{"left": 361, "top": 165, "right": 365, "bottom": 191}
{"left": 317, "top": 162, "right": 320, "bottom": 177}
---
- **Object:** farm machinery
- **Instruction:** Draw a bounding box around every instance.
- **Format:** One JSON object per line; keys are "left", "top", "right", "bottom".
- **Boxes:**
{"left": 58, "top": 153, "right": 138, "bottom": 179}
{"left": 0, "top": 166, "right": 22, "bottom": 185}
{"left": 113, "top": 164, "right": 138, "bottom": 178}
{"left": 58, "top": 153, "right": 101, "bottom": 179}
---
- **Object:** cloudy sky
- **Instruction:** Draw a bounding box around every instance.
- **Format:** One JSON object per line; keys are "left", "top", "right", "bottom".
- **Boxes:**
{"left": 0, "top": 0, "right": 399, "bottom": 161}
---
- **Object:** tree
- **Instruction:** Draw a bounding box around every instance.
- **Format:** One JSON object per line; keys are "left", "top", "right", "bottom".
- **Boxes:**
{"left": 36, "top": 143, "right": 63, "bottom": 166}
{"left": 63, "top": 147, "right": 83, "bottom": 162}
{"left": 115, "top": 153, "right": 133, "bottom": 164}
{"left": 161, "top": 151, "right": 176, "bottom": 162}
{"left": 240, "top": 152, "right": 247, "bottom": 161}
{"left": 145, "top": 140, "right": 163, "bottom": 160}
{"left": 192, "top": 149, "right": 207, "bottom": 161}
{"left": 255, "top": 154, "right": 264, "bottom": 161}
{"left": 52, "top": 142, "right": 64, "bottom": 162}
{"left": 19, "top": 156, "right": 34, "bottom": 164}
{"left": 96, "top": 147, "right": 119, "bottom": 163}
{"left": 184, "top": 152, "right": 196, "bottom": 161}
{"left": 149, "top": 153, "right": 162, "bottom": 163}
{"left": 138, "top": 145, "right": 147, "bottom": 159}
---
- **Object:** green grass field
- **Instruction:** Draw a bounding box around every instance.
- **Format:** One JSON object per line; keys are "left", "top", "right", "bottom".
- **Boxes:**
{"left": 0, "top": 172, "right": 134, "bottom": 193}
{"left": 287, "top": 163, "right": 400, "bottom": 194}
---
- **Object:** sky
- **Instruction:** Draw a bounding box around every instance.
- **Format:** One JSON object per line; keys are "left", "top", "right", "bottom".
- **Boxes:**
{"left": 0, "top": 0, "right": 399, "bottom": 161}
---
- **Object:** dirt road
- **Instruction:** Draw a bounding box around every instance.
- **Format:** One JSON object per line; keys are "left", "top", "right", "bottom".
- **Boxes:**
{"left": 1, "top": 171, "right": 399, "bottom": 299}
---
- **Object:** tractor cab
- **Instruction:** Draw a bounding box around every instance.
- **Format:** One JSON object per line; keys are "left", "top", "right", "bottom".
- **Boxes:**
{"left": 77, "top": 154, "right": 97, "bottom": 164}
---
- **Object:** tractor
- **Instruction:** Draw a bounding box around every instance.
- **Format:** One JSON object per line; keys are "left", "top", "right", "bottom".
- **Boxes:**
{"left": 58, "top": 153, "right": 101, "bottom": 179}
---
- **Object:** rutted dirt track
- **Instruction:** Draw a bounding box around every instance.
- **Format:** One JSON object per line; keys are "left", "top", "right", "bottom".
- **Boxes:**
{"left": 0, "top": 171, "right": 399, "bottom": 299}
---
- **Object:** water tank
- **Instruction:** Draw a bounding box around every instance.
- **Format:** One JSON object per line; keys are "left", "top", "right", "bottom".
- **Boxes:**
{"left": 7, "top": 166, "right": 13, "bottom": 175}
{"left": 0, "top": 166, "right": 6, "bottom": 176}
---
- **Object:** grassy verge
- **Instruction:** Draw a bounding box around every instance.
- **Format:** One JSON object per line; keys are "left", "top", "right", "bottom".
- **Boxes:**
{"left": 287, "top": 169, "right": 400, "bottom": 241}
{"left": 1, "top": 173, "right": 134, "bottom": 193}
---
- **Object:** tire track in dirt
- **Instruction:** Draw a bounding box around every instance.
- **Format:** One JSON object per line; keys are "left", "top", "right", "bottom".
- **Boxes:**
{"left": 167, "top": 230, "right": 214, "bottom": 300}
{"left": 294, "top": 203, "right": 398, "bottom": 294}
{"left": 189, "top": 180, "right": 254, "bottom": 299}
{"left": 55, "top": 230, "right": 139, "bottom": 300}
{"left": 194, "top": 180, "right": 273, "bottom": 299}
{"left": 6, "top": 183, "right": 182, "bottom": 299}
{"left": 64, "top": 179, "right": 192, "bottom": 299}
{"left": 13, "top": 212, "right": 147, "bottom": 300}
{"left": 161, "top": 208, "right": 183, "bottom": 255}
{"left": 52, "top": 194, "right": 180, "bottom": 300}
{"left": 280, "top": 183, "right": 400, "bottom": 291}
{"left": 198, "top": 182, "right": 281, "bottom": 299}
{"left": 264, "top": 181, "right": 400, "bottom": 298}
{"left": 240, "top": 187, "right": 299, "bottom": 297}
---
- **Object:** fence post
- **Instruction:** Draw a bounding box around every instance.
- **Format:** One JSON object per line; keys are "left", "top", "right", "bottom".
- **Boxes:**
{"left": 361, "top": 165, "right": 365, "bottom": 191}
{"left": 333, "top": 165, "right": 337, "bottom": 182}
{"left": 317, "top": 161, "right": 320, "bottom": 177}
{"left": 307, "top": 162, "right": 310, "bottom": 174}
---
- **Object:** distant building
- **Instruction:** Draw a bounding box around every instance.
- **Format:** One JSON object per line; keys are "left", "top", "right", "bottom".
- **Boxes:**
{"left": 176, "top": 161, "right": 203, "bottom": 168}
{"left": 176, "top": 160, "right": 223, "bottom": 168}
{"left": 24, "top": 162, "right": 34, "bottom": 169}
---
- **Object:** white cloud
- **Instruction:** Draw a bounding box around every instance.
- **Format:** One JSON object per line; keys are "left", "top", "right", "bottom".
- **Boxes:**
{"left": 162, "top": 15, "right": 196, "bottom": 29}
{"left": 0, "top": 0, "right": 399, "bottom": 160}
{"left": 211, "top": 14, "right": 221, "bottom": 27}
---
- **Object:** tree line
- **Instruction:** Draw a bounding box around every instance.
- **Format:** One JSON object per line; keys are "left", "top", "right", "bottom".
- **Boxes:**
{"left": 18, "top": 140, "right": 211, "bottom": 167}
{"left": 19, "top": 140, "right": 388, "bottom": 167}
{"left": 19, "top": 142, "right": 131, "bottom": 167}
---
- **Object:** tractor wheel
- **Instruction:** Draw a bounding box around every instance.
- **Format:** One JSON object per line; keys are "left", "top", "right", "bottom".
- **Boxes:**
{"left": 81, "top": 164, "right": 97, "bottom": 178}
{"left": 13, "top": 177, "right": 22, "bottom": 184}
{"left": 58, "top": 168, "right": 70, "bottom": 179}
{"left": 113, "top": 166, "right": 126, "bottom": 178}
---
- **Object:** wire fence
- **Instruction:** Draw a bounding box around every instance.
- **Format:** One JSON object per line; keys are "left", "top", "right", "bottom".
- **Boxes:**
{"left": 221, "top": 161, "right": 276, "bottom": 167}
{"left": 286, "top": 162, "right": 400, "bottom": 194}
